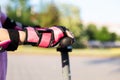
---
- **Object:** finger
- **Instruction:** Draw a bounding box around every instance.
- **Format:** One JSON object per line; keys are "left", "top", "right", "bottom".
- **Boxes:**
{"left": 66, "top": 30, "right": 74, "bottom": 39}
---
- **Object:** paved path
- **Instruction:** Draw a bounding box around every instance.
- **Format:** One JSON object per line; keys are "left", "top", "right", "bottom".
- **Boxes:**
{"left": 7, "top": 54, "right": 120, "bottom": 80}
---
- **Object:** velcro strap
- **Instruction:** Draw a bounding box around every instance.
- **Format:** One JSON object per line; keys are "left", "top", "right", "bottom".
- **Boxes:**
{"left": 3, "top": 17, "right": 16, "bottom": 29}
{"left": 3, "top": 17, "right": 26, "bottom": 30}
{"left": 37, "top": 28, "right": 53, "bottom": 47}
{"left": 6, "top": 29, "right": 19, "bottom": 51}
{"left": 39, "top": 33, "right": 52, "bottom": 47}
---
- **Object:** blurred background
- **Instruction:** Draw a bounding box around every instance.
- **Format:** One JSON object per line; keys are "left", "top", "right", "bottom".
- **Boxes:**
{"left": 1, "top": 0, "right": 120, "bottom": 80}
{"left": 1, "top": 0, "right": 120, "bottom": 49}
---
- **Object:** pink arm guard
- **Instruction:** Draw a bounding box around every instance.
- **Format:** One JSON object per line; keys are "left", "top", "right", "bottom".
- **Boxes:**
{"left": 24, "top": 26, "right": 65, "bottom": 48}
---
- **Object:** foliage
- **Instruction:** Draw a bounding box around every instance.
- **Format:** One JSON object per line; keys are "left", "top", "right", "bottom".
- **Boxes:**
{"left": 86, "top": 25, "right": 117, "bottom": 42}
{"left": 109, "top": 33, "right": 117, "bottom": 41}
{"left": 96, "top": 26, "right": 111, "bottom": 41}
{"left": 6, "top": 0, "right": 36, "bottom": 26}
{"left": 39, "top": 3, "right": 60, "bottom": 27}
{"left": 86, "top": 23, "right": 98, "bottom": 40}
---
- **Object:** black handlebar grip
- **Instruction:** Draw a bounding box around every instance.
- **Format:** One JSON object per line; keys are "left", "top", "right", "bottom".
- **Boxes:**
{"left": 59, "top": 37, "right": 74, "bottom": 48}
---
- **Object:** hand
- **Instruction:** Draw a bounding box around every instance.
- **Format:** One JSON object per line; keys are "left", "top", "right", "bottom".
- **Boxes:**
{"left": 49, "top": 26, "right": 74, "bottom": 47}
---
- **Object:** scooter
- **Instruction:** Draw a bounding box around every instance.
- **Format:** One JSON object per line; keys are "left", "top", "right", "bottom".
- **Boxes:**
{"left": 57, "top": 37, "right": 73, "bottom": 80}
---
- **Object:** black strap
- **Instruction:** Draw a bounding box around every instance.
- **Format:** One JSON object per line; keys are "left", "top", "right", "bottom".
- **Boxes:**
{"left": 3, "top": 17, "right": 26, "bottom": 29}
{"left": 6, "top": 29, "right": 19, "bottom": 51}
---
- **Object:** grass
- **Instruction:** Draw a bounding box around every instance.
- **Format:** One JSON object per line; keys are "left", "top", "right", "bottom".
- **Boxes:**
{"left": 8, "top": 45, "right": 120, "bottom": 57}
{"left": 71, "top": 48, "right": 120, "bottom": 57}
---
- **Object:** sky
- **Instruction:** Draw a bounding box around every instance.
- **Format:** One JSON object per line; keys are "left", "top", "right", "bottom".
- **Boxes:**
{"left": 1, "top": 0, "right": 120, "bottom": 24}
{"left": 29, "top": 0, "right": 120, "bottom": 34}
{"left": 1, "top": 0, "right": 120, "bottom": 33}
{"left": 30, "top": 0, "right": 120, "bottom": 24}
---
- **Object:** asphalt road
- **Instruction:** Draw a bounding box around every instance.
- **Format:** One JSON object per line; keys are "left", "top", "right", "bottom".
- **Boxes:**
{"left": 6, "top": 54, "right": 120, "bottom": 80}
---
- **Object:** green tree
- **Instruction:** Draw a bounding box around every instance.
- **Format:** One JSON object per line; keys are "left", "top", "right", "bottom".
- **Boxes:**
{"left": 86, "top": 23, "right": 98, "bottom": 40}
{"left": 109, "top": 32, "right": 117, "bottom": 41}
{"left": 96, "top": 26, "right": 111, "bottom": 42}
{"left": 6, "top": 0, "right": 37, "bottom": 26}
{"left": 39, "top": 3, "right": 60, "bottom": 27}
{"left": 116, "top": 35, "right": 120, "bottom": 41}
